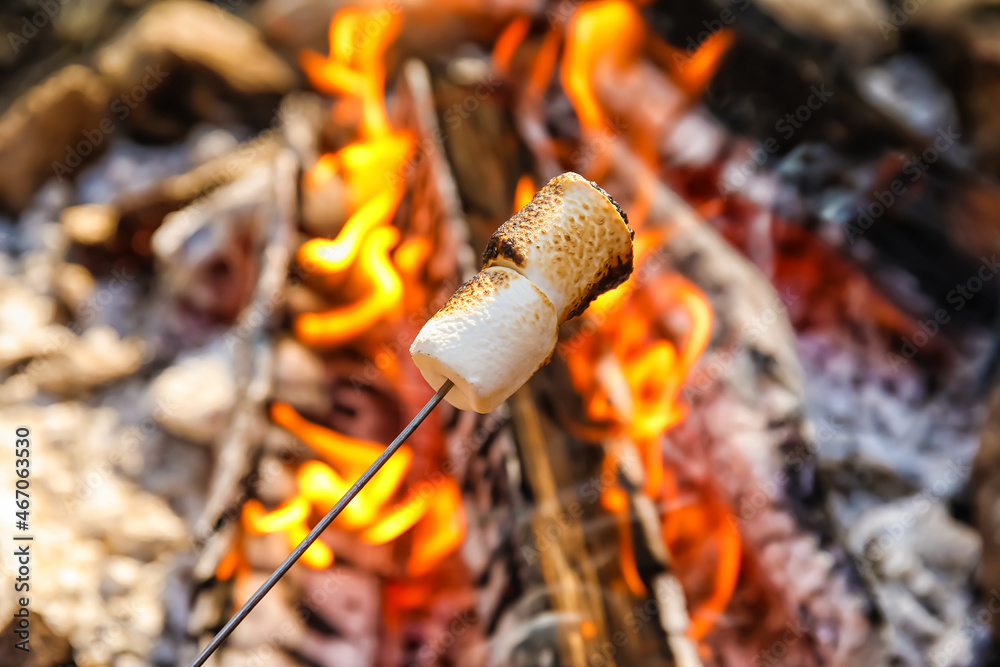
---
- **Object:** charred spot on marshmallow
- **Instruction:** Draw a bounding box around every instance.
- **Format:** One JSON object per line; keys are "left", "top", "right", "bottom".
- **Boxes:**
{"left": 482, "top": 236, "right": 526, "bottom": 267}
{"left": 482, "top": 172, "right": 634, "bottom": 322}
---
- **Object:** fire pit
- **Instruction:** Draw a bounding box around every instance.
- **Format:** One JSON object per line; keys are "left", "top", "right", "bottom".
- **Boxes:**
{"left": 1, "top": 0, "right": 999, "bottom": 665}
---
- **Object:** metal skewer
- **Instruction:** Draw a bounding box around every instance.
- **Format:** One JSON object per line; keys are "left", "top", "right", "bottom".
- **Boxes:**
{"left": 190, "top": 379, "right": 455, "bottom": 667}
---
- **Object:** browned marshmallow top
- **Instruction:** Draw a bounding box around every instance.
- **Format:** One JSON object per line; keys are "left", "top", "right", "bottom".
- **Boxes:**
{"left": 482, "top": 172, "right": 634, "bottom": 321}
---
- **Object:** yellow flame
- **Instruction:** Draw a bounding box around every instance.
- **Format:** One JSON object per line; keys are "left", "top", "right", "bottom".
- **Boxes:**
{"left": 245, "top": 402, "right": 465, "bottom": 574}
{"left": 300, "top": 7, "right": 402, "bottom": 139}
{"left": 290, "top": 522, "right": 335, "bottom": 569}
{"left": 561, "top": 1, "right": 644, "bottom": 134}
{"left": 241, "top": 496, "right": 334, "bottom": 569}
{"left": 360, "top": 488, "right": 435, "bottom": 544}
{"left": 295, "top": 225, "right": 405, "bottom": 346}
{"left": 242, "top": 496, "right": 310, "bottom": 533}
{"left": 226, "top": 5, "right": 465, "bottom": 582}
{"left": 272, "top": 402, "right": 413, "bottom": 525}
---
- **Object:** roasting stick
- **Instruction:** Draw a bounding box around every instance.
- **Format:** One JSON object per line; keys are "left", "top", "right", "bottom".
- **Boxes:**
{"left": 189, "top": 379, "right": 454, "bottom": 667}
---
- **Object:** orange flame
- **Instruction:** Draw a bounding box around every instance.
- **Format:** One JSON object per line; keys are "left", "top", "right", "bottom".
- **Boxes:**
{"left": 528, "top": 27, "right": 563, "bottom": 101}
{"left": 405, "top": 477, "right": 466, "bottom": 576}
{"left": 493, "top": 16, "right": 531, "bottom": 76}
{"left": 514, "top": 174, "right": 536, "bottom": 212}
{"left": 236, "top": 402, "right": 464, "bottom": 573}
{"left": 559, "top": 0, "right": 731, "bottom": 188}
{"left": 562, "top": 263, "right": 733, "bottom": 632}
{"left": 216, "top": 543, "right": 244, "bottom": 581}
{"left": 659, "top": 477, "right": 742, "bottom": 641}
{"left": 300, "top": 7, "right": 401, "bottom": 140}
{"left": 670, "top": 29, "right": 733, "bottom": 97}
{"left": 556, "top": 0, "right": 737, "bottom": 642}
{"left": 224, "top": 6, "right": 464, "bottom": 583}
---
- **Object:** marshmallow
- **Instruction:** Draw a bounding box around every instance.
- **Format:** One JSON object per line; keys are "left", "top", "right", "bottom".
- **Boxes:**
{"left": 410, "top": 267, "right": 557, "bottom": 413}
{"left": 410, "top": 173, "right": 634, "bottom": 413}
{"left": 482, "top": 172, "right": 634, "bottom": 322}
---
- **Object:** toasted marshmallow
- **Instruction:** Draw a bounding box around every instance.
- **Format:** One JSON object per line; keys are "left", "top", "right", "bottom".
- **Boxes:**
{"left": 482, "top": 172, "right": 634, "bottom": 322}
{"left": 410, "top": 267, "right": 557, "bottom": 413}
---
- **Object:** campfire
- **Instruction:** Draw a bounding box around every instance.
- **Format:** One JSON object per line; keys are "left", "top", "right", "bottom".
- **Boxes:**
{"left": 2, "top": 0, "right": 1000, "bottom": 666}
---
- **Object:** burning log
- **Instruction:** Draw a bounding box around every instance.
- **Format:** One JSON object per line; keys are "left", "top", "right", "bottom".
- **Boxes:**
{"left": 504, "top": 389, "right": 626, "bottom": 667}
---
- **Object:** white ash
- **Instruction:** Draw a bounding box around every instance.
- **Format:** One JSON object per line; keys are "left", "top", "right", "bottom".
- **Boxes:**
{"left": 149, "top": 346, "right": 238, "bottom": 446}
{"left": 856, "top": 54, "right": 962, "bottom": 142}
{"left": 0, "top": 114, "right": 279, "bottom": 665}
{"left": 0, "top": 402, "right": 188, "bottom": 667}
{"left": 75, "top": 125, "right": 251, "bottom": 205}
{"left": 797, "top": 324, "right": 987, "bottom": 663}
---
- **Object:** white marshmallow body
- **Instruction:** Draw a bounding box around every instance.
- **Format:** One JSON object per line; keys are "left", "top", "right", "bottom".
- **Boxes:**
{"left": 410, "top": 267, "right": 557, "bottom": 413}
